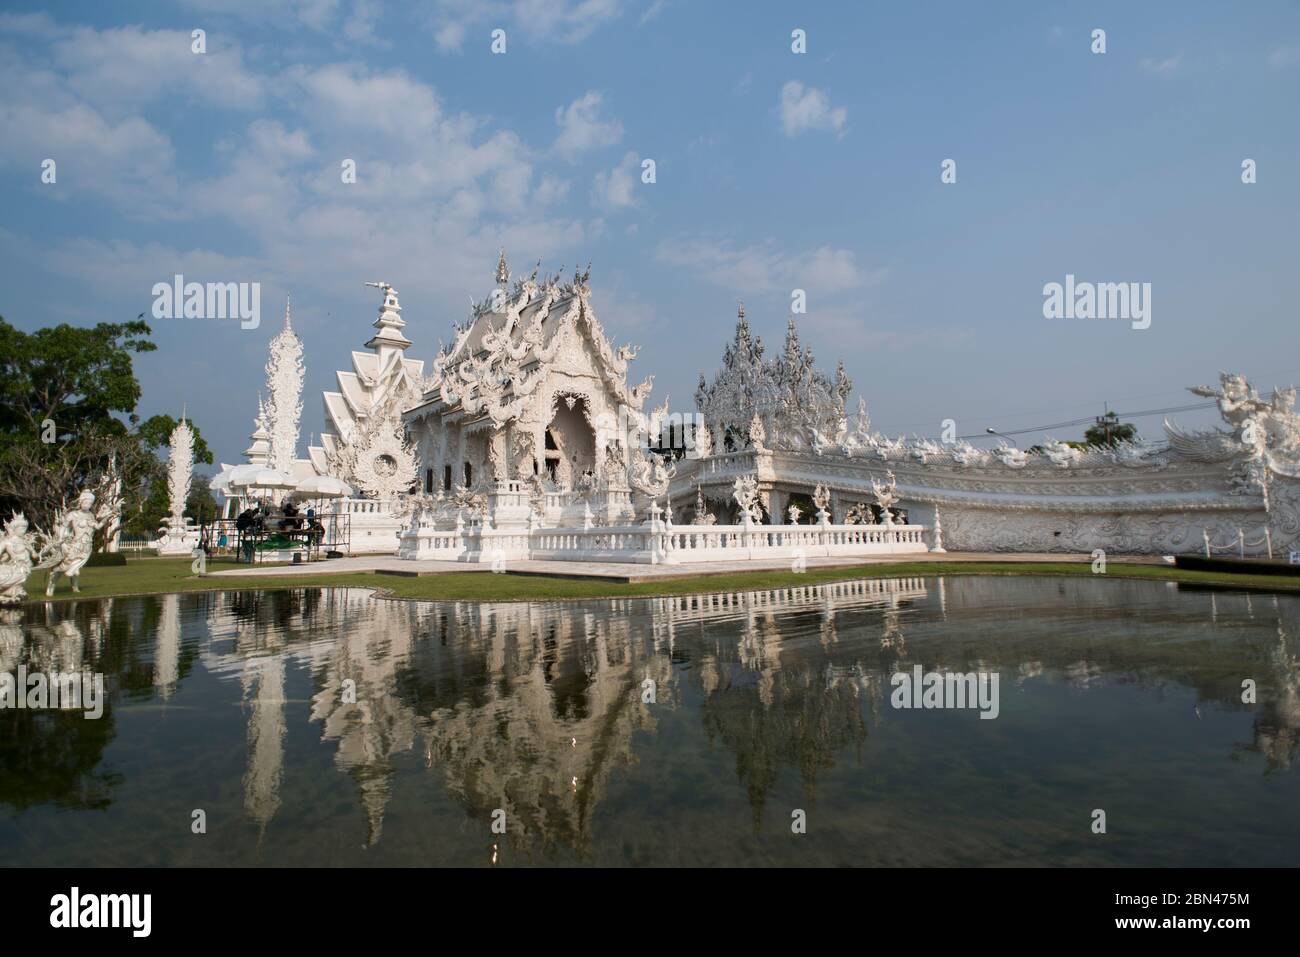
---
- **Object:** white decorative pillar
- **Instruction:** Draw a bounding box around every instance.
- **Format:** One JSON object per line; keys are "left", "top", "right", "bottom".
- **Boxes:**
{"left": 930, "top": 503, "right": 946, "bottom": 553}
{"left": 155, "top": 416, "right": 201, "bottom": 555}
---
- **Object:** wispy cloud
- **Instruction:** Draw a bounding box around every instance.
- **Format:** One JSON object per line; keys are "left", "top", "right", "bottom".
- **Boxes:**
{"left": 1268, "top": 46, "right": 1300, "bottom": 69}
{"left": 552, "top": 91, "right": 623, "bottom": 160}
{"left": 1139, "top": 54, "right": 1182, "bottom": 76}
{"left": 423, "top": 0, "right": 628, "bottom": 53}
{"left": 778, "top": 80, "right": 847, "bottom": 137}
{"left": 656, "top": 237, "right": 881, "bottom": 295}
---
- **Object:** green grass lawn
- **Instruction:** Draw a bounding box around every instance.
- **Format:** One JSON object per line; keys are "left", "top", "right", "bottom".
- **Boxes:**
{"left": 21, "top": 555, "right": 1300, "bottom": 604}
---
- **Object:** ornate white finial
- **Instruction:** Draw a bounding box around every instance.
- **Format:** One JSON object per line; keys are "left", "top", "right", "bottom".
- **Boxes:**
{"left": 495, "top": 249, "right": 510, "bottom": 286}
{"left": 284, "top": 294, "right": 292, "bottom": 330}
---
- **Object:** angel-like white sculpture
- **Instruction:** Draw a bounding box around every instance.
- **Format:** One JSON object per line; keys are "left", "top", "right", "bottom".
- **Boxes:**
{"left": 732, "top": 475, "right": 763, "bottom": 524}
{"left": 0, "top": 512, "right": 39, "bottom": 605}
{"left": 44, "top": 490, "right": 106, "bottom": 596}
{"left": 871, "top": 470, "right": 901, "bottom": 527}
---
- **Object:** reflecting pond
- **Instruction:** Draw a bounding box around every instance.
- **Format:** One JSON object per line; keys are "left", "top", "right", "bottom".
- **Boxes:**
{"left": 2, "top": 576, "right": 1298, "bottom": 866}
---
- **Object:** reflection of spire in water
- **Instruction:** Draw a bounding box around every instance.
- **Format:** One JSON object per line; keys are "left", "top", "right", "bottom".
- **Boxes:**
{"left": 309, "top": 595, "right": 421, "bottom": 847}
{"left": 154, "top": 593, "right": 180, "bottom": 699}
{"left": 241, "top": 654, "right": 285, "bottom": 836}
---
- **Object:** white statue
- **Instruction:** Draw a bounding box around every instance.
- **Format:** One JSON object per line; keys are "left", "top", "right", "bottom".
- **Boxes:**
{"left": 0, "top": 513, "right": 38, "bottom": 605}
{"left": 787, "top": 503, "right": 803, "bottom": 524}
{"left": 812, "top": 483, "right": 832, "bottom": 523}
{"left": 844, "top": 502, "right": 872, "bottom": 525}
{"left": 1190, "top": 372, "right": 1264, "bottom": 433}
{"left": 993, "top": 444, "right": 1029, "bottom": 468}
{"left": 732, "top": 475, "right": 762, "bottom": 523}
{"left": 691, "top": 485, "right": 716, "bottom": 525}
{"left": 692, "top": 421, "right": 714, "bottom": 459}
{"left": 629, "top": 446, "right": 675, "bottom": 500}
{"left": 1041, "top": 437, "right": 1082, "bottom": 469}
{"left": 748, "top": 413, "right": 768, "bottom": 453}
{"left": 950, "top": 441, "right": 989, "bottom": 467}
{"left": 44, "top": 491, "right": 104, "bottom": 596}
{"left": 871, "top": 470, "right": 901, "bottom": 527}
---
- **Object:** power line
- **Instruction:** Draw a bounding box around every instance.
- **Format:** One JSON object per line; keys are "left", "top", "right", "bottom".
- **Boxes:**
{"left": 955, "top": 401, "right": 1217, "bottom": 441}
{"left": 884, "top": 367, "right": 1300, "bottom": 436}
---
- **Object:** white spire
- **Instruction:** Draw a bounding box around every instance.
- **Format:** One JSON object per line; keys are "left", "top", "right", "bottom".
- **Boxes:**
{"left": 264, "top": 309, "right": 304, "bottom": 474}
{"left": 364, "top": 281, "right": 412, "bottom": 358}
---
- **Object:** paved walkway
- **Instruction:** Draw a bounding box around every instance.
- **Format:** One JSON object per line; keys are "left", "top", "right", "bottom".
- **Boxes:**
{"left": 207, "top": 551, "right": 1167, "bottom": 584}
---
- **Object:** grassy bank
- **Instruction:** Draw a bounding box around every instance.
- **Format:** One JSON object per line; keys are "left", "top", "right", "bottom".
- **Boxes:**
{"left": 21, "top": 556, "right": 1300, "bottom": 604}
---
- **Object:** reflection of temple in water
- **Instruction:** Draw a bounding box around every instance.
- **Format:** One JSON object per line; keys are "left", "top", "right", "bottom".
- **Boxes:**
{"left": 5, "top": 575, "right": 1300, "bottom": 849}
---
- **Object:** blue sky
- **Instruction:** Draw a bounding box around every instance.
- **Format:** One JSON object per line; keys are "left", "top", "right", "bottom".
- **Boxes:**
{"left": 1, "top": 0, "right": 1297, "bottom": 465}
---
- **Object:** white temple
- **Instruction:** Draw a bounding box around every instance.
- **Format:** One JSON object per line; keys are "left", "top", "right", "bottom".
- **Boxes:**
{"left": 209, "top": 254, "right": 1300, "bottom": 564}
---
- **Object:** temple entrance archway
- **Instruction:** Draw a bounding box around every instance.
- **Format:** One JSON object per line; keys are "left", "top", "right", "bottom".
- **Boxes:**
{"left": 545, "top": 395, "right": 596, "bottom": 490}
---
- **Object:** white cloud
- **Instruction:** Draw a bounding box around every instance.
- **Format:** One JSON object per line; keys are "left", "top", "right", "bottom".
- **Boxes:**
{"left": 342, "top": 0, "right": 388, "bottom": 45}
{"left": 1139, "top": 54, "right": 1182, "bottom": 75}
{"left": 778, "top": 80, "right": 847, "bottom": 137}
{"left": 51, "top": 24, "right": 265, "bottom": 112}
{"left": 656, "top": 238, "right": 879, "bottom": 295}
{"left": 424, "top": 0, "right": 627, "bottom": 52}
{"left": 1269, "top": 46, "right": 1300, "bottom": 69}
{"left": 0, "top": 44, "right": 180, "bottom": 216}
{"left": 638, "top": 0, "right": 667, "bottom": 26}
{"left": 553, "top": 91, "right": 623, "bottom": 159}
{"left": 591, "top": 151, "right": 641, "bottom": 210}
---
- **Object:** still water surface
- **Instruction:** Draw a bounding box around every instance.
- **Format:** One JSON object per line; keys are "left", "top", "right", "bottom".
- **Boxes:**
{"left": 2, "top": 576, "right": 1298, "bottom": 866}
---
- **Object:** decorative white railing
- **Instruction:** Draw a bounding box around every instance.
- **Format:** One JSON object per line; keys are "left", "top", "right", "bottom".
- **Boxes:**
{"left": 334, "top": 497, "right": 403, "bottom": 516}
{"left": 398, "top": 512, "right": 931, "bottom": 564}
{"left": 663, "top": 522, "right": 928, "bottom": 563}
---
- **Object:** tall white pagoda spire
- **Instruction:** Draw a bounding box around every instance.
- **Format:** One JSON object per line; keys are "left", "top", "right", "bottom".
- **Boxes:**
{"left": 363, "top": 281, "right": 411, "bottom": 365}
{"left": 312, "top": 281, "right": 425, "bottom": 496}
{"left": 264, "top": 297, "right": 304, "bottom": 474}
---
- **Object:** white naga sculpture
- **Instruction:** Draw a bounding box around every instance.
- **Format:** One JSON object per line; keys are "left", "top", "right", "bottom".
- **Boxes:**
{"left": 44, "top": 491, "right": 106, "bottom": 596}
{"left": 0, "top": 512, "right": 39, "bottom": 605}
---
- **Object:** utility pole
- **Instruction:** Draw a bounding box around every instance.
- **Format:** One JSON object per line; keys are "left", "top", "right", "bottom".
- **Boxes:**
{"left": 1094, "top": 404, "right": 1119, "bottom": 447}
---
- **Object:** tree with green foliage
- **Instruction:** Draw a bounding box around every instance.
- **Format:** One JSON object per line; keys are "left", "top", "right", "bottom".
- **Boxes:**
{"left": 0, "top": 316, "right": 214, "bottom": 541}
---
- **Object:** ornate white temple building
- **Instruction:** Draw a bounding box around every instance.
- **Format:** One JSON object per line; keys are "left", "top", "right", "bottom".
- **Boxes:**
{"left": 215, "top": 254, "right": 1300, "bottom": 563}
